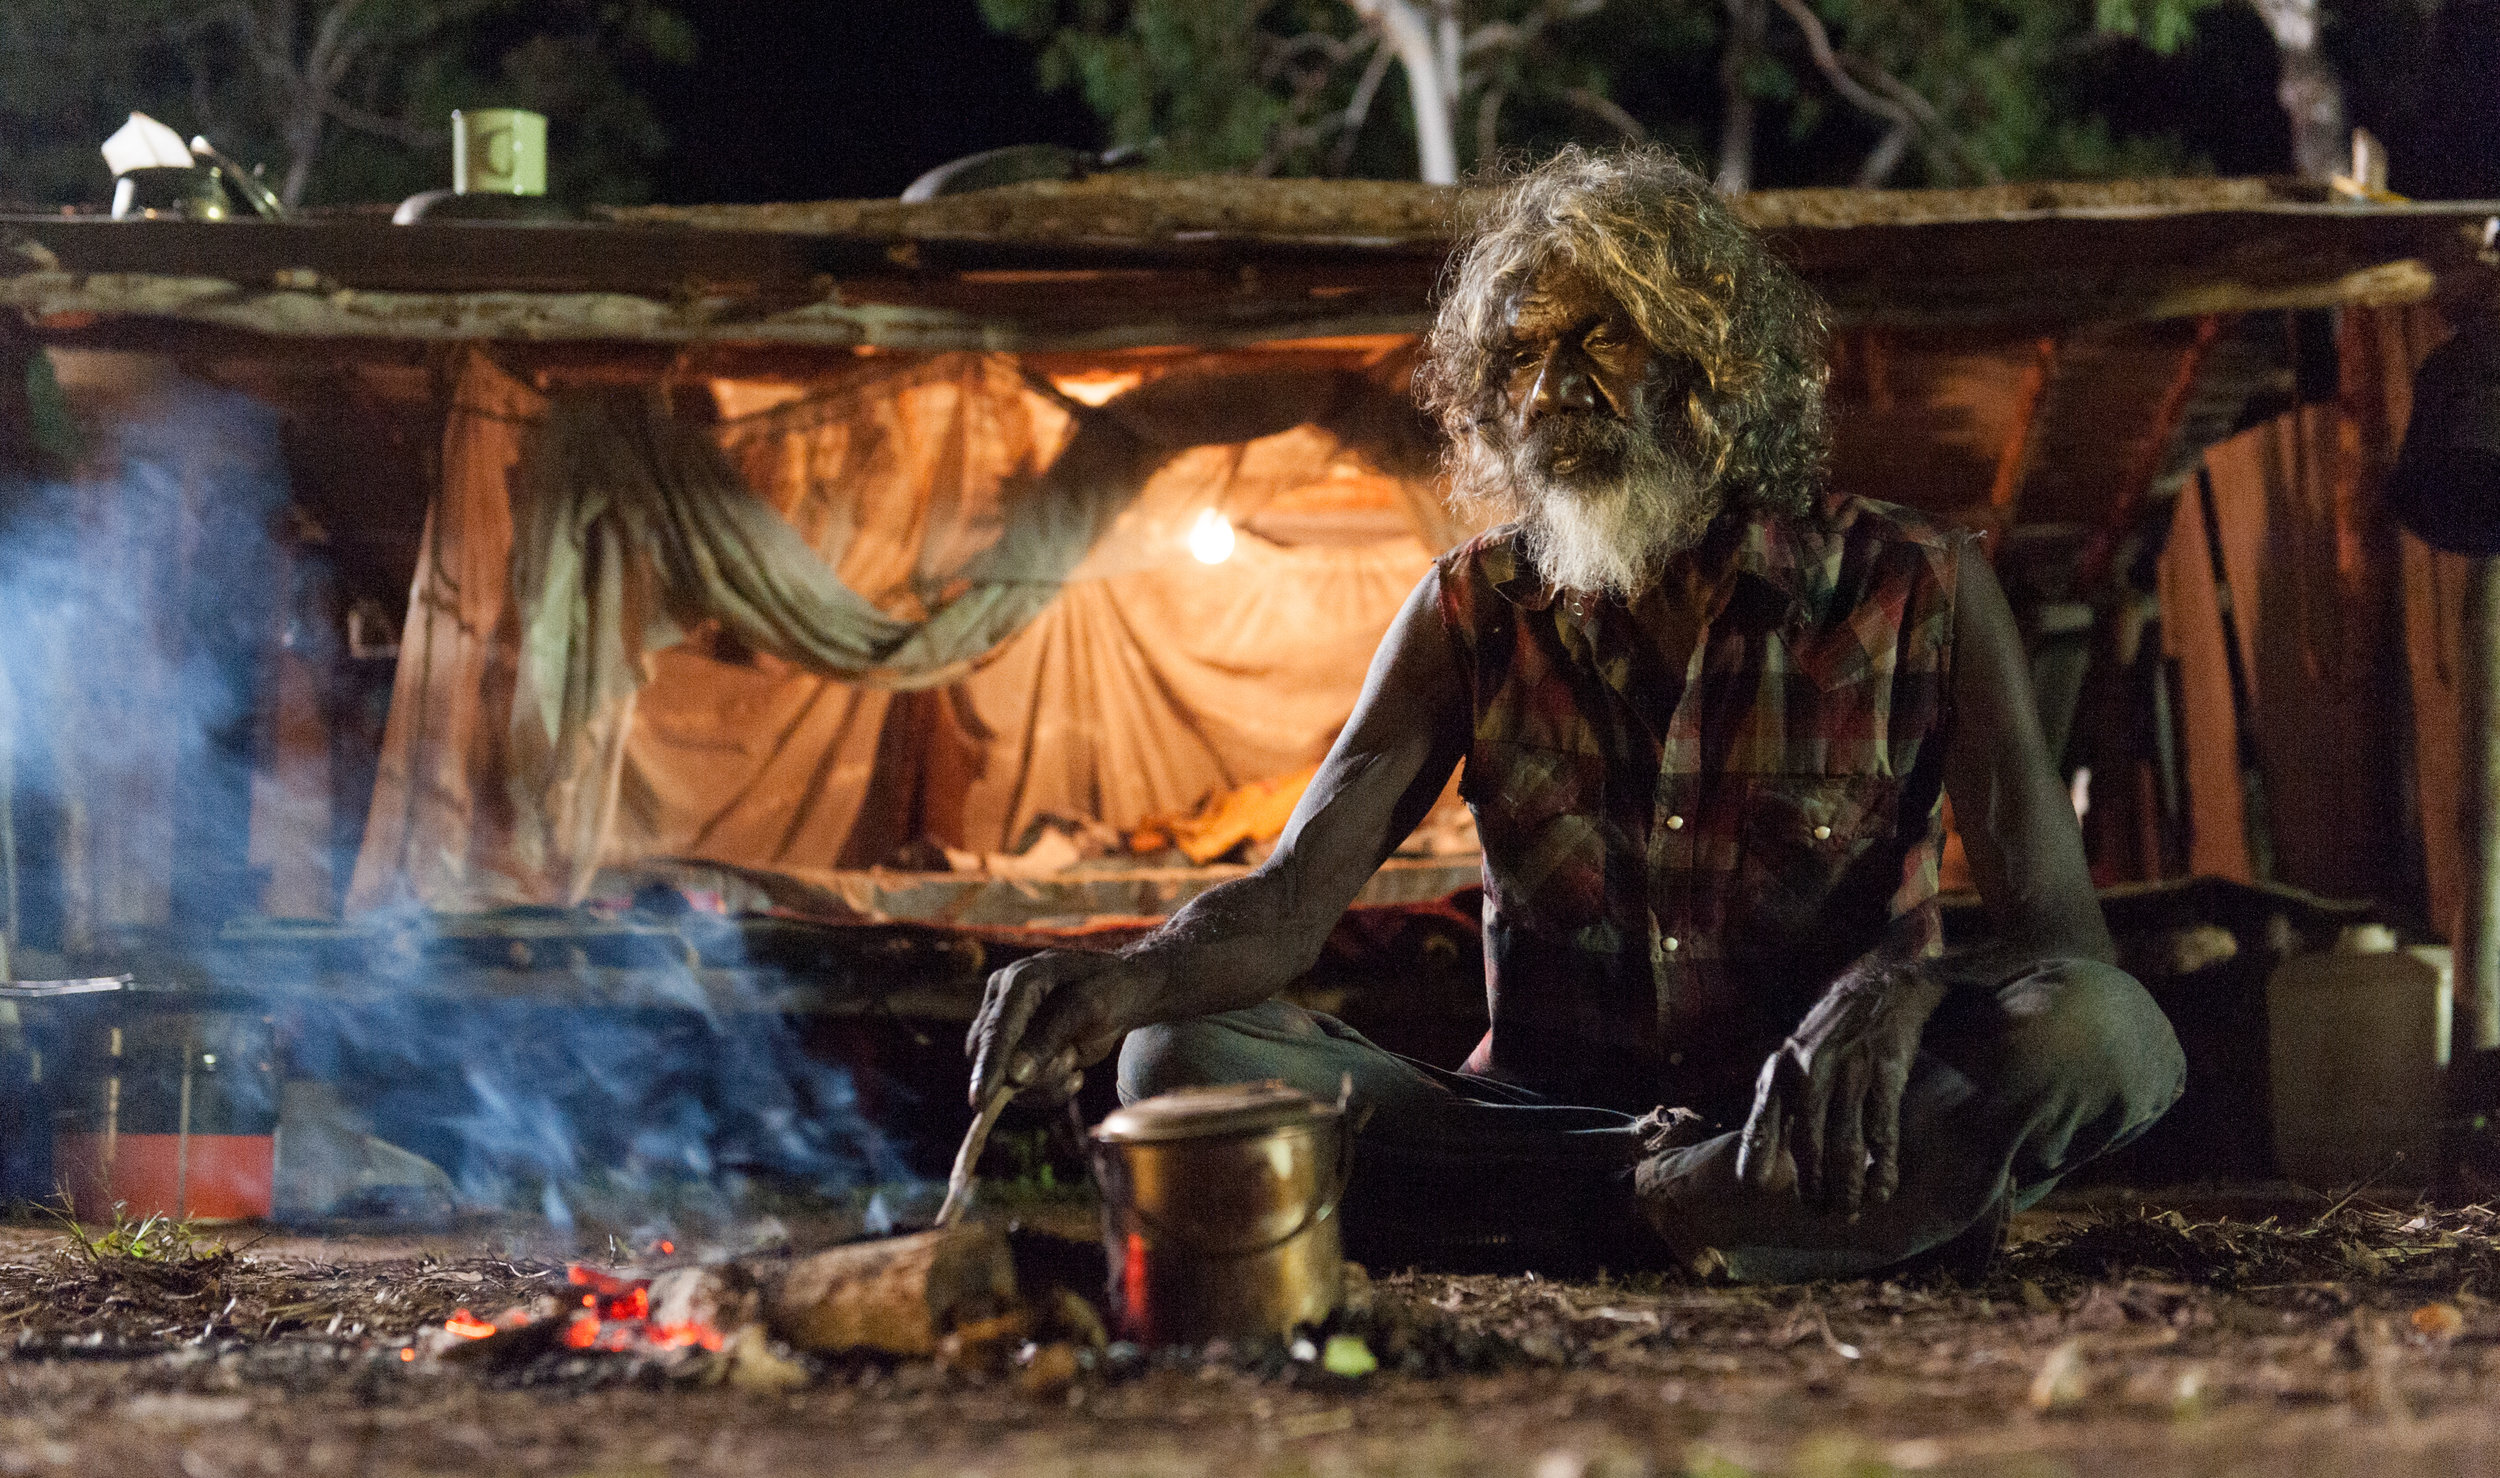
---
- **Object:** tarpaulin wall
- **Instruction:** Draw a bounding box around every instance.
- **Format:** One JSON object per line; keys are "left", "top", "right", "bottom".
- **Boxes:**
{"left": 348, "top": 350, "right": 1445, "bottom": 912}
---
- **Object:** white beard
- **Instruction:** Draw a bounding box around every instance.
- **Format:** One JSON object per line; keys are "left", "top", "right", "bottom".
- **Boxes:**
{"left": 1510, "top": 430, "right": 1717, "bottom": 601}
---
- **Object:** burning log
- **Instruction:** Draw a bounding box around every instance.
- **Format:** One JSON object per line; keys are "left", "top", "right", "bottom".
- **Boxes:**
{"left": 409, "top": 1224, "right": 1067, "bottom": 1381}
{"left": 718, "top": 1324, "right": 813, "bottom": 1391}
{"left": 764, "top": 1224, "right": 1017, "bottom": 1358}
{"left": 647, "top": 1262, "right": 762, "bottom": 1335}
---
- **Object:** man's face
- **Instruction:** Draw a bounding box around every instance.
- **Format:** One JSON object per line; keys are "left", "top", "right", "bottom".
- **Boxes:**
{"left": 1499, "top": 260, "right": 1682, "bottom": 483}
{"left": 1487, "top": 259, "right": 1717, "bottom": 598}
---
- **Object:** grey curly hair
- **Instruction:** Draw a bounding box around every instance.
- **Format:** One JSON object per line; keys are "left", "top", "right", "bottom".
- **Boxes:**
{"left": 1417, "top": 145, "right": 1831, "bottom": 519}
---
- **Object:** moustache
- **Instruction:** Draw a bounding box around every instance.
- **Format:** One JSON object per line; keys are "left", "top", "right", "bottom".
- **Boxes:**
{"left": 1523, "top": 411, "right": 1642, "bottom": 479}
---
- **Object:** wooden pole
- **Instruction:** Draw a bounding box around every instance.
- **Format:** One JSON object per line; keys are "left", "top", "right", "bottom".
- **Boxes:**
{"left": 2195, "top": 465, "right": 2277, "bottom": 882}
{"left": 2459, "top": 558, "right": 2500, "bottom": 1051}
{"left": 2442, "top": 556, "right": 2500, "bottom": 1190}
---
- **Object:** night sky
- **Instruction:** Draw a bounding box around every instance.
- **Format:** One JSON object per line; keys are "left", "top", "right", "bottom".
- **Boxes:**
{"left": 631, "top": 0, "right": 2500, "bottom": 205}
{"left": 639, "top": 1, "right": 1100, "bottom": 204}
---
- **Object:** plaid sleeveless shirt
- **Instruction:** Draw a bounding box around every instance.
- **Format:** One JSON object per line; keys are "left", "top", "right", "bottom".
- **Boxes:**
{"left": 1436, "top": 495, "right": 1969, "bottom": 1116}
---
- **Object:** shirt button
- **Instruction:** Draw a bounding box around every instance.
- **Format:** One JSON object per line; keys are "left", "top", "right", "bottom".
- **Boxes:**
{"left": 1812, "top": 824, "right": 1833, "bottom": 841}
{"left": 1663, "top": 935, "right": 1681, "bottom": 953}
{"left": 1668, "top": 1051, "right": 1684, "bottom": 1066}
{"left": 1666, "top": 814, "right": 1685, "bottom": 831}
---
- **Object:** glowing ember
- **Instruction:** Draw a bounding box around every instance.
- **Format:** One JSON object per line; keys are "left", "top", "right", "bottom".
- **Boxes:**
{"left": 423, "top": 1266, "right": 725, "bottom": 1362}
{"left": 567, "top": 1265, "right": 651, "bottom": 1316}
{"left": 651, "top": 1322, "right": 726, "bottom": 1352}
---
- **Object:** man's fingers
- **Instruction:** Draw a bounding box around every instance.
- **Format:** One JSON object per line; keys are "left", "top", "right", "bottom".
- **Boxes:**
{"left": 1021, "top": 1055, "right": 1086, "bottom": 1107}
{"left": 1025, "top": 987, "right": 1126, "bottom": 1077}
{"left": 968, "top": 963, "right": 1053, "bottom": 1107}
{"left": 1827, "top": 1060, "right": 1868, "bottom": 1213}
{"left": 995, "top": 977, "right": 1123, "bottom": 1107}
{"left": 1793, "top": 1049, "right": 1832, "bottom": 1203}
{"left": 1737, "top": 1053, "right": 1786, "bottom": 1188}
{"left": 1867, "top": 1061, "right": 1909, "bottom": 1202}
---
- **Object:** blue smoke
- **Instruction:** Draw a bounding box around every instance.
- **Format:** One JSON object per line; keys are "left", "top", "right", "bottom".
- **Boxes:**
{"left": 2, "top": 355, "right": 906, "bottom": 1227}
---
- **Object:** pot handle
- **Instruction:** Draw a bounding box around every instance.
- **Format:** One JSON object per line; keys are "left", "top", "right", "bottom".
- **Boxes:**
{"left": 1089, "top": 1112, "right": 1355, "bottom": 1261}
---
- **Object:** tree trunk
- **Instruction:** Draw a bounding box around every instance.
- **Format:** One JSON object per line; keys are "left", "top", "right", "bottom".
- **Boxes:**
{"left": 1715, "top": 0, "right": 1767, "bottom": 194}
{"left": 279, "top": 103, "right": 323, "bottom": 209}
{"left": 2247, "top": 0, "right": 2348, "bottom": 181}
{"left": 1351, "top": 0, "right": 1459, "bottom": 184}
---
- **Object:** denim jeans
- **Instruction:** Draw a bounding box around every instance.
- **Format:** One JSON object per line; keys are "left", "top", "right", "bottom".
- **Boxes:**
{"left": 1117, "top": 957, "right": 2184, "bottom": 1281}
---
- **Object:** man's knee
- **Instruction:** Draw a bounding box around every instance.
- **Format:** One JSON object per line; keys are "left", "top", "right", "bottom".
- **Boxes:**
{"left": 1994, "top": 957, "right": 2185, "bottom": 1134}
{"left": 1116, "top": 1018, "right": 1227, "bottom": 1103}
{"left": 1114, "top": 1001, "right": 1318, "bottom": 1104}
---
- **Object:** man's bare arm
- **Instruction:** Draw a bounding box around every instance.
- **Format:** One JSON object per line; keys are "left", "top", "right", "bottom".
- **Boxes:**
{"left": 964, "top": 571, "right": 1471, "bottom": 1104}
{"left": 1940, "top": 547, "right": 2116, "bottom": 963}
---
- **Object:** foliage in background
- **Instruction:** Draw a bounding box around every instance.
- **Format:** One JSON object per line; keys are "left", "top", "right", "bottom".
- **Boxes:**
{"left": 1807, "top": 0, "right": 2222, "bottom": 184}
{"left": 0, "top": 0, "right": 693, "bottom": 210}
{"left": 979, "top": 0, "right": 2236, "bottom": 187}
{"left": 984, "top": 0, "right": 1295, "bottom": 175}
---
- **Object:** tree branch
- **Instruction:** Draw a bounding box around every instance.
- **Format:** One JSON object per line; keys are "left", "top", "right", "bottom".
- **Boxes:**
{"left": 1562, "top": 85, "right": 1646, "bottom": 142}
{"left": 1855, "top": 118, "right": 1913, "bottom": 186}
{"left": 1765, "top": 0, "right": 2001, "bottom": 184}
{"left": 1839, "top": 52, "right": 2001, "bottom": 183}
{"left": 307, "top": 0, "right": 367, "bottom": 85}
{"left": 211, "top": 0, "right": 293, "bottom": 83}
{"left": 1463, "top": 0, "right": 1606, "bottom": 56}
{"left": 1329, "top": 37, "right": 1397, "bottom": 175}
{"left": 1476, "top": 83, "right": 1505, "bottom": 161}
{"left": 320, "top": 93, "right": 444, "bottom": 147}
{"left": 1262, "top": 27, "right": 1369, "bottom": 75}
{"left": 1765, "top": 0, "right": 1908, "bottom": 126}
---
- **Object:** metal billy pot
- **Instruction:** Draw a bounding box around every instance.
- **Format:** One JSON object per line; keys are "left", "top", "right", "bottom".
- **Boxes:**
{"left": 1090, "top": 1081, "right": 1350, "bottom": 1345}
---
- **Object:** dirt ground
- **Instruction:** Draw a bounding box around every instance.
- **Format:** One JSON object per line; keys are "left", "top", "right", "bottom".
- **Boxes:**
{"left": 9, "top": 1194, "right": 2500, "bottom": 1478}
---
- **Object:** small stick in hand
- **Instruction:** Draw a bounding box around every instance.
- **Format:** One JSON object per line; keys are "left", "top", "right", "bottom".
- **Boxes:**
{"left": 936, "top": 1080, "right": 1015, "bottom": 1228}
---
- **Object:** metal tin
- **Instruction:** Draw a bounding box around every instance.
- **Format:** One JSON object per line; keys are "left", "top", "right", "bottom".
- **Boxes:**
{"left": 51, "top": 1012, "right": 276, "bottom": 1221}
{"left": 109, "top": 167, "right": 234, "bottom": 221}
{"left": 1090, "top": 1081, "right": 1348, "bottom": 1345}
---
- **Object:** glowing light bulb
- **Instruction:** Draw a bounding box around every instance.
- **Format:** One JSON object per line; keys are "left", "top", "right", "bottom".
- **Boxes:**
{"left": 1188, "top": 508, "right": 1237, "bottom": 564}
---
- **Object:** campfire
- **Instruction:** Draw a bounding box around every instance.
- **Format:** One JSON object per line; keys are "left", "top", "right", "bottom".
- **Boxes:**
{"left": 383, "top": 1224, "right": 1117, "bottom": 1394}
{"left": 418, "top": 1264, "right": 726, "bottom": 1364}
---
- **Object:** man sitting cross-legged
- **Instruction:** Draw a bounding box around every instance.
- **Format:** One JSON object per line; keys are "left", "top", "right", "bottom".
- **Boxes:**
{"left": 964, "top": 146, "right": 2184, "bottom": 1282}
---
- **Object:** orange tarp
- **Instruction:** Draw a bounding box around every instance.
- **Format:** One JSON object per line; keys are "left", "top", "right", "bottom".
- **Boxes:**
{"left": 349, "top": 351, "right": 1446, "bottom": 910}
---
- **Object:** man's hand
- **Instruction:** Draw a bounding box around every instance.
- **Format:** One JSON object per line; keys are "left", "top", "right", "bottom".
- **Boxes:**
{"left": 1736, "top": 961, "right": 1950, "bottom": 1212}
{"left": 965, "top": 949, "right": 1155, "bottom": 1109}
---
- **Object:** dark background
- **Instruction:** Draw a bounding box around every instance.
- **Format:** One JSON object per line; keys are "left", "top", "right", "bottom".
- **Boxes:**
{"left": 639, "top": 0, "right": 1099, "bottom": 204}
{"left": 637, "top": 0, "right": 2500, "bottom": 204}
